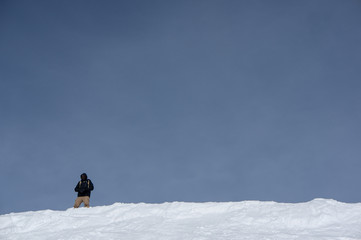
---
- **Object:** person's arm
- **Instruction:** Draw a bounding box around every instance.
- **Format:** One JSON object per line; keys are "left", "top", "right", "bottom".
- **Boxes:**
{"left": 88, "top": 180, "right": 94, "bottom": 191}
{"left": 74, "top": 182, "right": 80, "bottom": 192}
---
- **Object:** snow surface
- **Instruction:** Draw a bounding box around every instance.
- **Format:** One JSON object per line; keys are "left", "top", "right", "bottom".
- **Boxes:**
{"left": 1, "top": 199, "right": 361, "bottom": 240}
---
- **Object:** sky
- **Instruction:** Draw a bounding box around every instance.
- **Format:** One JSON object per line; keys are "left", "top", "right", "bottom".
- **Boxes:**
{"left": 1, "top": 0, "right": 361, "bottom": 214}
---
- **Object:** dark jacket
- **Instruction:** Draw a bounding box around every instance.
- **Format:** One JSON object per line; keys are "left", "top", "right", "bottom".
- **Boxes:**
{"left": 74, "top": 179, "right": 94, "bottom": 197}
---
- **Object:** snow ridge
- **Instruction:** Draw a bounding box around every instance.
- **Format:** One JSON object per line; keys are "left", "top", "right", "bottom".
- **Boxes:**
{"left": 1, "top": 199, "right": 361, "bottom": 240}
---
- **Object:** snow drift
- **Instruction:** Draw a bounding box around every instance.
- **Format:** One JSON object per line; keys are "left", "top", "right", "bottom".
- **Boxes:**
{"left": 1, "top": 199, "right": 360, "bottom": 240}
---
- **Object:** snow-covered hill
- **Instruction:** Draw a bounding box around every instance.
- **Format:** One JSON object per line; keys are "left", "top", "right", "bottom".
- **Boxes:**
{"left": 1, "top": 199, "right": 360, "bottom": 240}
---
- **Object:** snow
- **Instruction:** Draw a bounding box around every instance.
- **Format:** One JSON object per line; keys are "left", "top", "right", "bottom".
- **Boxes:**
{"left": 1, "top": 199, "right": 361, "bottom": 240}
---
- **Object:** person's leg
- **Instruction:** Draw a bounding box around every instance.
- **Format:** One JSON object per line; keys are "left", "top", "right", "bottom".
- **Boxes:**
{"left": 74, "top": 197, "right": 83, "bottom": 208}
{"left": 83, "top": 196, "right": 90, "bottom": 208}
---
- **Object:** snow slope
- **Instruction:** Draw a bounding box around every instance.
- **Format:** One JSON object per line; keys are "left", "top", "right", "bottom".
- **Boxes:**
{"left": 1, "top": 199, "right": 360, "bottom": 240}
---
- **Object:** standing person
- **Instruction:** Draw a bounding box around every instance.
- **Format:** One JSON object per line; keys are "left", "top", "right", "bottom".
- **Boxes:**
{"left": 74, "top": 173, "right": 94, "bottom": 208}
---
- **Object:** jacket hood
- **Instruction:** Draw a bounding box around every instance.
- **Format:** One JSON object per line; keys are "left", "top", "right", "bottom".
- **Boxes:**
{"left": 80, "top": 173, "right": 88, "bottom": 180}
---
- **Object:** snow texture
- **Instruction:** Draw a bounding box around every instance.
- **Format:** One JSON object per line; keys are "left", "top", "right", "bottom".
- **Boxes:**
{"left": 1, "top": 199, "right": 360, "bottom": 240}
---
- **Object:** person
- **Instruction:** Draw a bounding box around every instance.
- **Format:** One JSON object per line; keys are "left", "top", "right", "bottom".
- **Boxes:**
{"left": 74, "top": 173, "right": 94, "bottom": 208}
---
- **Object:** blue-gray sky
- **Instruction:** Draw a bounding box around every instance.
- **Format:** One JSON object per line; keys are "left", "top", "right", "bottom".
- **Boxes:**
{"left": 1, "top": 0, "right": 361, "bottom": 214}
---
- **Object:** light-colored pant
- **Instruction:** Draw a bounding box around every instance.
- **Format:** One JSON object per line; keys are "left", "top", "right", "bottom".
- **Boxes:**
{"left": 74, "top": 196, "right": 90, "bottom": 208}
